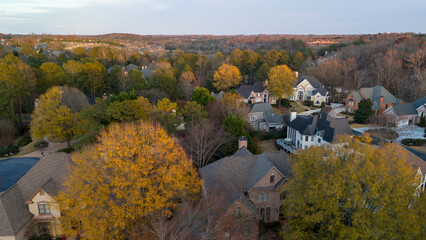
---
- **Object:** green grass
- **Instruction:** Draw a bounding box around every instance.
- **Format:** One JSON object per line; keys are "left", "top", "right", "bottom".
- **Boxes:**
{"left": 290, "top": 102, "right": 308, "bottom": 113}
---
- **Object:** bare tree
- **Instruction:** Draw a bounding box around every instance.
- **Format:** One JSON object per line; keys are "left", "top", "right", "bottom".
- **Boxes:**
{"left": 0, "top": 119, "right": 15, "bottom": 147}
{"left": 340, "top": 57, "right": 357, "bottom": 101}
{"left": 373, "top": 49, "right": 403, "bottom": 91}
{"left": 353, "top": 69, "right": 368, "bottom": 90}
{"left": 182, "top": 119, "right": 229, "bottom": 168}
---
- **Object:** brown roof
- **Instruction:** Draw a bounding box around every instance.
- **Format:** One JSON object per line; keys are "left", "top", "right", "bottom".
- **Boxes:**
{"left": 391, "top": 143, "right": 426, "bottom": 174}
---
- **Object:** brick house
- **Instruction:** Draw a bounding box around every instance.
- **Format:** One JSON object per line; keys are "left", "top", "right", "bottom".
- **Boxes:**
{"left": 199, "top": 140, "right": 291, "bottom": 239}
{"left": 236, "top": 82, "right": 277, "bottom": 104}
{"left": 383, "top": 96, "right": 426, "bottom": 126}
{"left": 346, "top": 86, "right": 404, "bottom": 114}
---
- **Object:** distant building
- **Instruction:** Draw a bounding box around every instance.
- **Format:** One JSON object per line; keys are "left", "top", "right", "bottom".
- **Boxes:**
{"left": 0, "top": 153, "right": 71, "bottom": 240}
{"left": 236, "top": 82, "right": 277, "bottom": 104}
{"left": 287, "top": 113, "right": 353, "bottom": 150}
{"left": 346, "top": 86, "right": 403, "bottom": 114}
{"left": 288, "top": 76, "right": 329, "bottom": 106}
{"left": 383, "top": 96, "right": 426, "bottom": 126}
{"left": 248, "top": 103, "right": 284, "bottom": 132}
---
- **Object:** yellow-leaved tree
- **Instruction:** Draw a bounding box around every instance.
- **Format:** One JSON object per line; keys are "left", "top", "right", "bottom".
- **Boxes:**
{"left": 266, "top": 65, "right": 296, "bottom": 104}
{"left": 282, "top": 136, "right": 424, "bottom": 239}
{"left": 213, "top": 64, "right": 242, "bottom": 91}
{"left": 30, "top": 86, "right": 81, "bottom": 147}
{"left": 57, "top": 121, "right": 201, "bottom": 239}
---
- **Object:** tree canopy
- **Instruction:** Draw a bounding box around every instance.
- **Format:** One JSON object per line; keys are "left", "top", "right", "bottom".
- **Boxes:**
{"left": 354, "top": 98, "right": 373, "bottom": 124}
{"left": 282, "top": 136, "right": 424, "bottom": 239}
{"left": 57, "top": 121, "right": 201, "bottom": 239}
{"left": 267, "top": 65, "right": 297, "bottom": 100}
{"left": 213, "top": 64, "right": 242, "bottom": 91}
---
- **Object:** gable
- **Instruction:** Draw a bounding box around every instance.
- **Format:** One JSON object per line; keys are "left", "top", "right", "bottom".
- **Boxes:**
{"left": 252, "top": 168, "right": 285, "bottom": 189}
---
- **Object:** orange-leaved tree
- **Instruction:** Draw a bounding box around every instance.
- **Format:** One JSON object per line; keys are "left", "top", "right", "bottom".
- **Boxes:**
{"left": 213, "top": 64, "right": 242, "bottom": 91}
{"left": 57, "top": 121, "right": 201, "bottom": 239}
{"left": 266, "top": 65, "right": 296, "bottom": 104}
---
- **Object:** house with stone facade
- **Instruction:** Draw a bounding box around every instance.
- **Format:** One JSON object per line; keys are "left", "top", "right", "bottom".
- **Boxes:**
{"left": 383, "top": 96, "right": 426, "bottom": 126}
{"left": 287, "top": 113, "right": 353, "bottom": 150}
{"left": 346, "top": 86, "right": 404, "bottom": 114}
{"left": 287, "top": 76, "right": 329, "bottom": 106}
{"left": 236, "top": 82, "right": 277, "bottom": 104}
{"left": 199, "top": 138, "right": 291, "bottom": 239}
{"left": 0, "top": 153, "right": 71, "bottom": 240}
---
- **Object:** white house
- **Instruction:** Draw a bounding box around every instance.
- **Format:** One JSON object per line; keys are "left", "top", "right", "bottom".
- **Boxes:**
{"left": 287, "top": 76, "right": 329, "bottom": 106}
{"left": 286, "top": 113, "right": 353, "bottom": 150}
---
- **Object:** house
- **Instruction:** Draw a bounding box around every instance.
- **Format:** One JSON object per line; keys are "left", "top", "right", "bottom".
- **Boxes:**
{"left": 211, "top": 91, "right": 225, "bottom": 100}
{"left": 287, "top": 113, "right": 353, "bottom": 150}
{"left": 236, "top": 82, "right": 277, "bottom": 104}
{"left": 288, "top": 76, "right": 329, "bottom": 106}
{"left": 199, "top": 138, "right": 291, "bottom": 239}
{"left": 248, "top": 103, "right": 284, "bottom": 132}
{"left": 383, "top": 96, "right": 426, "bottom": 126}
{"left": 346, "top": 86, "right": 403, "bottom": 114}
{"left": 0, "top": 153, "right": 71, "bottom": 240}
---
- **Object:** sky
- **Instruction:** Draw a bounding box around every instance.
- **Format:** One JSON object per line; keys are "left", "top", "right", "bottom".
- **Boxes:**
{"left": 0, "top": 0, "right": 425, "bottom": 35}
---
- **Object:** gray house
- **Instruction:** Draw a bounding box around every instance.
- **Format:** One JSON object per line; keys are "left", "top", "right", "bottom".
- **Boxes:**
{"left": 384, "top": 96, "right": 426, "bottom": 126}
{"left": 248, "top": 103, "right": 284, "bottom": 132}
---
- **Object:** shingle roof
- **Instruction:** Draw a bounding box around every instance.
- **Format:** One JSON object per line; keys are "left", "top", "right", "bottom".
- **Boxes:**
{"left": 288, "top": 113, "right": 353, "bottom": 143}
{"left": 0, "top": 153, "right": 71, "bottom": 236}
{"left": 296, "top": 76, "right": 323, "bottom": 88}
{"left": 250, "top": 103, "right": 284, "bottom": 124}
{"left": 236, "top": 82, "right": 265, "bottom": 99}
{"left": 359, "top": 86, "right": 397, "bottom": 104}
{"left": 232, "top": 146, "right": 253, "bottom": 156}
{"left": 212, "top": 91, "right": 225, "bottom": 100}
{"left": 124, "top": 64, "right": 139, "bottom": 72}
{"left": 412, "top": 96, "right": 426, "bottom": 110}
{"left": 392, "top": 103, "right": 418, "bottom": 116}
{"left": 390, "top": 143, "right": 426, "bottom": 174}
{"left": 199, "top": 151, "right": 290, "bottom": 210}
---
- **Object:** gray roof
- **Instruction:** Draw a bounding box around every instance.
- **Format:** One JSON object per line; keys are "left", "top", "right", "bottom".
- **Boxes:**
{"left": 232, "top": 146, "right": 253, "bottom": 156}
{"left": 296, "top": 76, "right": 323, "bottom": 88}
{"left": 412, "top": 96, "right": 426, "bottom": 110}
{"left": 124, "top": 64, "right": 139, "bottom": 72}
{"left": 199, "top": 151, "right": 291, "bottom": 211}
{"left": 361, "top": 86, "right": 397, "bottom": 104}
{"left": 0, "top": 153, "right": 71, "bottom": 236}
{"left": 288, "top": 113, "right": 353, "bottom": 143}
{"left": 236, "top": 82, "right": 265, "bottom": 99}
{"left": 212, "top": 91, "right": 225, "bottom": 100}
{"left": 250, "top": 103, "right": 284, "bottom": 124}
{"left": 392, "top": 103, "right": 418, "bottom": 116}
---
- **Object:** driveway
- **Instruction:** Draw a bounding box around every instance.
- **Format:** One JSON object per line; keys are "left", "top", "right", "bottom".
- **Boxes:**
{"left": 299, "top": 109, "right": 321, "bottom": 116}
{"left": 329, "top": 107, "right": 345, "bottom": 118}
{"left": 352, "top": 125, "right": 425, "bottom": 143}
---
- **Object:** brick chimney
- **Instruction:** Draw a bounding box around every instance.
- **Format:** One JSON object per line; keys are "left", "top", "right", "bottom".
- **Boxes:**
{"left": 238, "top": 136, "right": 248, "bottom": 149}
{"left": 380, "top": 96, "right": 383, "bottom": 103}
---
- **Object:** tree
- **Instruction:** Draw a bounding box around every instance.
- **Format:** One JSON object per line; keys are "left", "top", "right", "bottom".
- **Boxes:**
{"left": 149, "top": 66, "right": 178, "bottom": 100}
{"left": 419, "top": 112, "right": 425, "bottom": 127}
{"left": 190, "top": 87, "right": 214, "bottom": 106}
{"left": 180, "top": 101, "right": 208, "bottom": 126}
{"left": 182, "top": 119, "right": 229, "bottom": 168}
{"left": 79, "top": 61, "right": 107, "bottom": 99}
{"left": 154, "top": 98, "right": 179, "bottom": 133}
{"left": 0, "top": 119, "right": 16, "bottom": 147}
{"left": 267, "top": 65, "right": 297, "bottom": 103}
{"left": 62, "top": 60, "right": 83, "bottom": 86}
{"left": 282, "top": 136, "right": 424, "bottom": 239}
{"left": 38, "top": 62, "right": 69, "bottom": 93}
{"left": 354, "top": 98, "right": 373, "bottom": 124}
{"left": 79, "top": 98, "right": 109, "bottom": 132}
{"left": 213, "top": 64, "right": 242, "bottom": 91}
{"left": 178, "top": 70, "right": 198, "bottom": 100}
{"left": 0, "top": 54, "right": 36, "bottom": 125}
{"left": 221, "top": 92, "right": 248, "bottom": 117}
{"left": 106, "top": 100, "right": 149, "bottom": 122}
{"left": 30, "top": 87, "right": 81, "bottom": 147}
{"left": 256, "top": 63, "right": 270, "bottom": 82}
{"left": 57, "top": 122, "right": 201, "bottom": 239}
{"left": 290, "top": 51, "right": 305, "bottom": 71}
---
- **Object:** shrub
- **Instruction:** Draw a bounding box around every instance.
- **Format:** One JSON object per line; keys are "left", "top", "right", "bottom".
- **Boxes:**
{"left": 34, "top": 140, "right": 48, "bottom": 149}
{"left": 321, "top": 102, "right": 326, "bottom": 108}
{"left": 29, "top": 235, "right": 52, "bottom": 240}
{"left": 18, "top": 136, "right": 32, "bottom": 147}
{"left": 401, "top": 138, "right": 426, "bottom": 146}
{"left": 280, "top": 98, "right": 291, "bottom": 108}
{"left": 58, "top": 146, "right": 74, "bottom": 153}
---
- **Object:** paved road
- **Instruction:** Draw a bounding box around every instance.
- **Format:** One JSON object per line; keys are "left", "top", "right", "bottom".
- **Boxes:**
{"left": 299, "top": 109, "right": 321, "bottom": 116}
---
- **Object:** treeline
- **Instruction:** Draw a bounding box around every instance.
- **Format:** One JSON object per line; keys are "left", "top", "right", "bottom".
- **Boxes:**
{"left": 305, "top": 34, "right": 425, "bottom": 102}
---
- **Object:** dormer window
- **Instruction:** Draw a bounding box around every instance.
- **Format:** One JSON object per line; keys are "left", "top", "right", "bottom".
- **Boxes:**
{"left": 270, "top": 174, "right": 275, "bottom": 183}
{"left": 38, "top": 203, "right": 51, "bottom": 214}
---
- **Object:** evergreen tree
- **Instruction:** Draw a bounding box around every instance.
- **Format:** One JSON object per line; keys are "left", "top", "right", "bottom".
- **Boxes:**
{"left": 354, "top": 98, "right": 373, "bottom": 124}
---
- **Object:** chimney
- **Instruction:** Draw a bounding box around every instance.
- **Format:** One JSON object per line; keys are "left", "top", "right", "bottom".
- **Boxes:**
{"left": 295, "top": 71, "right": 299, "bottom": 78}
{"left": 380, "top": 96, "right": 383, "bottom": 103}
{"left": 290, "top": 111, "right": 297, "bottom": 122}
{"left": 102, "top": 93, "right": 108, "bottom": 100}
{"left": 238, "top": 136, "right": 248, "bottom": 149}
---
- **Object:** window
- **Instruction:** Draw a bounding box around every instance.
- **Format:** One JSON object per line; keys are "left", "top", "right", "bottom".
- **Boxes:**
{"left": 266, "top": 207, "right": 271, "bottom": 221}
{"left": 305, "top": 136, "right": 309, "bottom": 141}
{"left": 270, "top": 174, "right": 275, "bottom": 183}
{"left": 225, "top": 232, "right": 230, "bottom": 238}
{"left": 258, "top": 194, "right": 263, "bottom": 202}
{"left": 235, "top": 207, "right": 240, "bottom": 217}
{"left": 260, "top": 208, "right": 265, "bottom": 219}
{"left": 315, "top": 100, "right": 320, "bottom": 105}
{"left": 39, "top": 190, "right": 44, "bottom": 196}
{"left": 38, "top": 203, "right": 51, "bottom": 214}
{"left": 258, "top": 193, "right": 268, "bottom": 202}
{"left": 251, "top": 115, "right": 257, "bottom": 121}
{"left": 307, "top": 91, "right": 311, "bottom": 95}
{"left": 318, "top": 138, "right": 321, "bottom": 143}
{"left": 311, "top": 136, "right": 314, "bottom": 141}
{"left": 263, "top": 193, "right": 268, "bottom": 202}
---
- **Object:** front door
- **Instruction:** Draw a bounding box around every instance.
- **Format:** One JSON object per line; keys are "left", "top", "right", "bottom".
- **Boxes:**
{"left": 298, "top": 91, "right": 304, "bottom": 101}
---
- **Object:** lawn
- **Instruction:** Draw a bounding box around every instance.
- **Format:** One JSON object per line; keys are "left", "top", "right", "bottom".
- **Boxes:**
{"left": 350, "top": 123, "right": 376, "bottom": 129}
{"left": 406, "top": 145, "right": 426, "bottom": 154}
{"left": 290, "top": 102, "right": 309, "bottom": 113}
{"left": 259, "top": 139, "right": 278, "bottom": 152}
